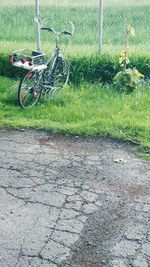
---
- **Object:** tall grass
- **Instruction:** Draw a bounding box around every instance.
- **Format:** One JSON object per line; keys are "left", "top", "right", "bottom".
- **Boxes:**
{"left": 0, "top": 76, "right": 149, "bottom": 150}
{"left": 0, "top": 1, "right": 150, "bottom": 54}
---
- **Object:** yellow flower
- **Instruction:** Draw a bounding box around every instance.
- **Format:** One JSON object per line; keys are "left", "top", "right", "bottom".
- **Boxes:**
{"left": 127, "top": 25, "right": 135, "bottom": 37}
{"left": 119, "top": 50, "right": 129, "bottom": 65}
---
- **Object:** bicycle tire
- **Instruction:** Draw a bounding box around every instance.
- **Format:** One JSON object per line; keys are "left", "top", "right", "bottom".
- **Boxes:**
{"left": 52, "top": 57, "right": 70, "bottom": 90}
{"left": 18, "top": 71, "right": 41, "bottom": 109}
{"left": 42, "top": 57, "right": 70, "bottom": 101}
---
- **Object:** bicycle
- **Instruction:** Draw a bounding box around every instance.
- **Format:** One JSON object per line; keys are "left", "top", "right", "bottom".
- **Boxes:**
{"left": 10, "top": 22, "right": 74, "bottom": 109}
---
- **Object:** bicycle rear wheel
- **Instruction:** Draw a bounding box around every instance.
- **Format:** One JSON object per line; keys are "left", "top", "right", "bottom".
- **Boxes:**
{"left": 52, "top": 57, "right": 70, "bottom": 91}
{"left": 18, "top": 71, "right": 41, "bottom": 109}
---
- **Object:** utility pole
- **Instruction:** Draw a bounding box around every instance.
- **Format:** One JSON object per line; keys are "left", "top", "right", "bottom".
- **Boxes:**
{"left": 35, "top": 0, "right": 40, "bottom": 51}
{"left": 99, "top": 0, "right": 104, "bottom": 54}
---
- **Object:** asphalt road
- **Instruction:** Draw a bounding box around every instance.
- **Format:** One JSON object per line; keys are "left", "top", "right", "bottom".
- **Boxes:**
{"left": 0, "top": 128, "right": 149, "bottom": 267}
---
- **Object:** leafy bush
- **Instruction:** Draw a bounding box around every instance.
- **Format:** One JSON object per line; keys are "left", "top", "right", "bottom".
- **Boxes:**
{"left": 0, "top": 52, "right": 26, "bottom": 78}
{"left": 113, "top": 25, "right": 144, "bottom": 93}
{"left": 69, "top": 54, "right": 119, "bottom": 84}
{"left": 0, "top": 51, "right": 150, "bottom": 84}
{"left": 113, "top": 68, "right": 144, "bottom": 93}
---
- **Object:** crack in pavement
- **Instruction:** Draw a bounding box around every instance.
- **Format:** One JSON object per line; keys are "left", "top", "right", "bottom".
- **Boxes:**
{"left": 0, "top": 128, "right": 149, "bottom": 267}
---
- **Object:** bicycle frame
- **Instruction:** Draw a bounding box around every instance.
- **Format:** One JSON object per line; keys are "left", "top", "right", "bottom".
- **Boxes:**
{"left": 41, "top": 22, "right": 74, "bottom": 72}
{"left": 45, "top": 47, "right": 60, "bottom": 73}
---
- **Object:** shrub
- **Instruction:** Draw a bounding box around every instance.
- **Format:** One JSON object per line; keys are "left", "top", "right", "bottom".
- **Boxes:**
{"left": 113, "top": 25, "right": 144, "bottom": 93}
{"left": 113, "top": 68, "right": 144, "bottom": 93}
{"left": 0, "top": 51, "right": 150, "bottom": 85}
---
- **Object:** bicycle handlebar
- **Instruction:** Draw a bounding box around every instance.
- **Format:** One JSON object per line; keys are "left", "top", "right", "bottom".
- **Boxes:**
{"left": 41, "top": 22, "right": 74, "bottom": 37}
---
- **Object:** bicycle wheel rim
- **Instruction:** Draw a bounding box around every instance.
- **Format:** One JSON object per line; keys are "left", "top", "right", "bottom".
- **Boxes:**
{"left": 52, "top": 57, "right": 70, "bottom": 91}
{"left": 18, "top": 71, "right": 41, "bottom": 109}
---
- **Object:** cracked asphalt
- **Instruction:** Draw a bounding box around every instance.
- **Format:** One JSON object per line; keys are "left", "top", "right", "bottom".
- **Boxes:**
{"left": 0, "top": 128, "right": 149, "bottom": 267}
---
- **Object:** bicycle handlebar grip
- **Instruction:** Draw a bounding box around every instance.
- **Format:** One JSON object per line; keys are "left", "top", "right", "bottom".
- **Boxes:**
{"left": 62, "top": 30, "right": 72, "bottom": 36}
{"left": 41, "top": 27, "right": 53, "bottom": 32}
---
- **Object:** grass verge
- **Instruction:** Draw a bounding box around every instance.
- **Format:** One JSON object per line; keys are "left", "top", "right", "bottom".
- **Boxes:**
{"left": 0, "top": 76, "right": 149, "bottom": 159}
{"left": 1, "top": 41, "right": 150, "bottom": 57}
{"left": 0, "top": 2, "right": 150, "bottom": 48}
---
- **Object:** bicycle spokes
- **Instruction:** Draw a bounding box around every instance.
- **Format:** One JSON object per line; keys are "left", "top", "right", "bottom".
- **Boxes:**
{"left": 18, "top": 71, "right": 41, "bottom": 108}
{"left": 52, "top": 58, "right": 70, "bottom": 90}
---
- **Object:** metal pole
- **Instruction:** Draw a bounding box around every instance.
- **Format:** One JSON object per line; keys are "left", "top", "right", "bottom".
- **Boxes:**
{"left": 35, "top": 0, "right": 40, "bottom": 51}
{"left": 99, "top": 0, "right": 104, "bottom": 54}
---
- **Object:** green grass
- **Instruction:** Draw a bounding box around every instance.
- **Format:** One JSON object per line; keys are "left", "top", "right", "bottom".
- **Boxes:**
{"left": 0, "top": 0, "right": 149, "bottom": 6}
{"left": 0, "top": 0, "right": 150, "bottom": 55}
{"left": 2, "top": 41, "right": 150, "bottom": 57}
{"left": 0, "top": 76, "right": 149, "bottom": 153}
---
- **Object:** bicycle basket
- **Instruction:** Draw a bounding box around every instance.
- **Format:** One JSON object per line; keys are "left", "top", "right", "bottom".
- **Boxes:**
{"left": 9, "top": 49, "right": 47, "bottom": 71}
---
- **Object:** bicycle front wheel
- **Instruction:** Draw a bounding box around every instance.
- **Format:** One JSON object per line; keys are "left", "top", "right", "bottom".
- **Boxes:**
{"left": 52, "top": 57, "right": 70, "bottom": 91}
{"left": 18, "top": 71, "right": 41, "bottom": 109}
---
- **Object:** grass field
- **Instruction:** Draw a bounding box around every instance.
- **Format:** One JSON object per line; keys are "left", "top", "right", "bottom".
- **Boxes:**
{"left": 0, "top": 0, "right": 150, "bottom": 55}
{"left": 0, "top": 76, "right": 149, "bottom": 154}
{"left": 0, "top": 0, "right": 149, "bottom": 7}
{"left": 0, "top": 1, "right": 149, "bottom": 159}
